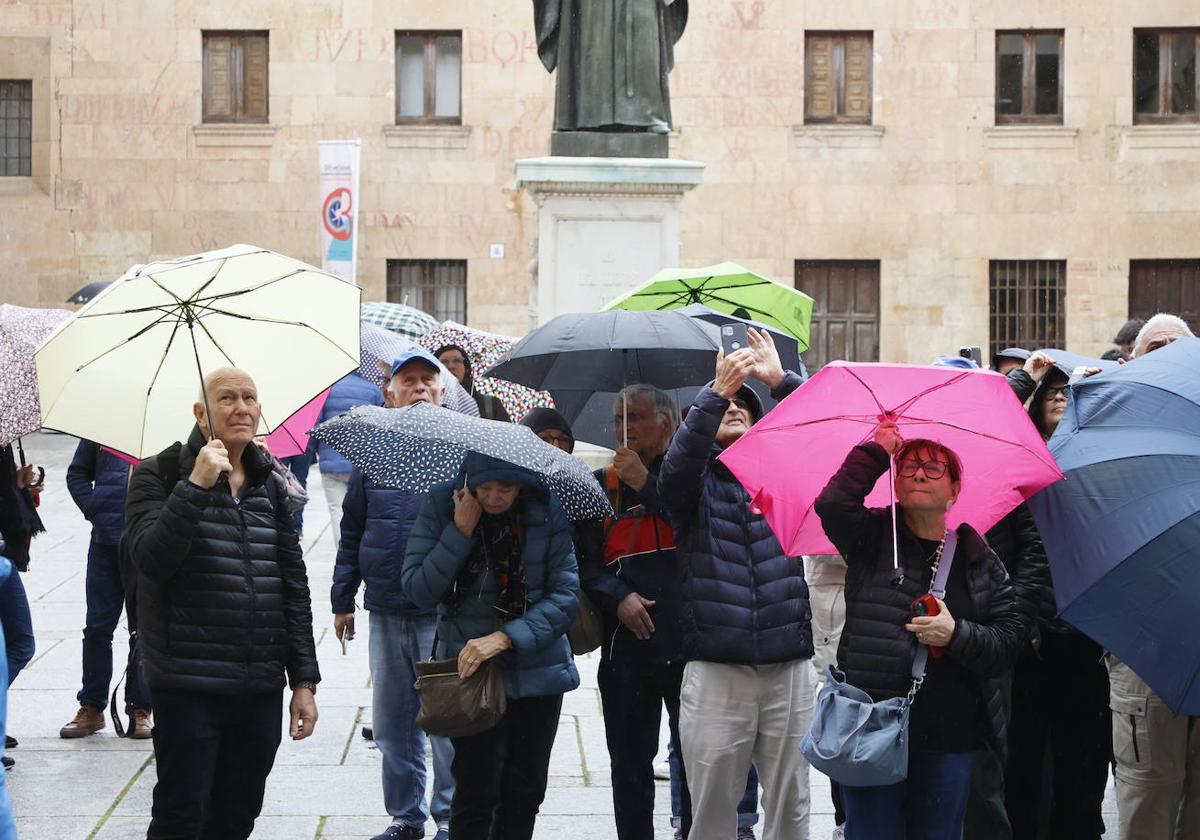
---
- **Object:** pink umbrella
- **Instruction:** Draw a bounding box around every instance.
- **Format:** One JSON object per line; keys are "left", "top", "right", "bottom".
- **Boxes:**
{"left": 718, "top": 362, "right": 1063, "bottom": 557}
{"left": 264, "top": 388, "right": 331, "bottom": 458}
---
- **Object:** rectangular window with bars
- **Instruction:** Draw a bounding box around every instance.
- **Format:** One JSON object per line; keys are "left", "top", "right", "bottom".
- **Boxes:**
{"left": 996, "top": 30, "right": 1064, "bottom": 124}
{"left": 0, "top": 80, "right": 32, "bottom": 177}
{"left": 804, "top": 32, "right": 873, "bottom": 124}
{"left": 387, "top": 259, "right": 467, "bottom": 322}
{"left": 989, "top": 260, "right": 1067, "bottom": 358}
{"left": 396, "top": 31, "right": 462, "bottom": 124}
{"left": 1134, "top": 29, "right": 1199, "bottom": 124}
{"left": 202, "top": 31, "right": 269, "bottom": 124}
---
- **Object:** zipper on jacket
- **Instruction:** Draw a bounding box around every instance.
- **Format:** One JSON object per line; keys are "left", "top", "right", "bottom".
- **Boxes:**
{"left": 236, "top": 495, "right": 255, "bottom": 666}
{"left": 743, "top": 499, "right": 759, "bottom": 663}
{"left": 1130, "top": 715, "right": 1141, "bottom": 762}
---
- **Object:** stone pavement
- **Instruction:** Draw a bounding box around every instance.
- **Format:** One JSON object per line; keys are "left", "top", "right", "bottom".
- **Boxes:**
{"left": 6, "top": 431, "right": 1117, "bottom": 839}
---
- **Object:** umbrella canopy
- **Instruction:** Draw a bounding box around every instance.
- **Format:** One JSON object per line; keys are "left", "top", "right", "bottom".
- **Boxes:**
{"left": 719, "top": 361, "right": 1063, "bottom": 556}
{"left": 264, "top": 388, "right": 330, "bottom": 458}
{"left": 35, "top": 244, "right": 361, "bottom": 459}
{"left": 360, "top": 301, "right": 439, "bottom": 340}
{"left": 358, "top": 322, "right": 479, "bottom": 416}
{"left": 66, "top": 280, "right": 113, "bottom": 305}
{"left": 0, "top": 304, "right": 73, "bottom": 447}
{"left": 1027, "top": 337, "right": 1200, "bottom": 714}
{"left": 485, "top": 310, "right": 720, "bottom": 447}
{"left": 1035, "top": 348, "right": 1119, "bottom": 380}
{"left": 601, "top": 262, "right": 814, "bottom": 349}
{"left": 311, "top": 403, "right": 611, "bottom": 521}
{"left": 419, "top": 321, "right": 553, "bottom": 420}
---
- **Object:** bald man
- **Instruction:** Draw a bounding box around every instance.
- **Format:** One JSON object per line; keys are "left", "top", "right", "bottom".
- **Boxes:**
{"left": 124, "top": 368, "right": 321, "bottom": 839}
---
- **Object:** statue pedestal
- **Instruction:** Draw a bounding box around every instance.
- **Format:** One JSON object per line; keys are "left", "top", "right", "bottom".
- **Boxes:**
{"left": 515, "top": 156, "right": 705, "bottom": 325}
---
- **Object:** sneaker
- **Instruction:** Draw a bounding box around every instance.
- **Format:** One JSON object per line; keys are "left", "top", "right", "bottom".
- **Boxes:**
{"left": 831, "top": 827, "right": 846, "bottom": 840}
{"left": 362, "top": 725, "right": 374, "bottom": 740}
{"left": 434, "top": 826, "right": 450, "bottom": 840}
{"left": 130, "top": 709, "right": 152, "bottom": 739}
{"left": 736, "top": 829, "right": 756, "bottom": 840}
{"left": 4, "top": 735, "right": 15, "bottom": 749}
{"left": 1, "top": 756, "right": 12, "bottom": 770}
{"left": 59, "top": 705, "right": 105, "bottom": 739}
{"left": 369, "top": 824, "right": 424, "bottom": 840}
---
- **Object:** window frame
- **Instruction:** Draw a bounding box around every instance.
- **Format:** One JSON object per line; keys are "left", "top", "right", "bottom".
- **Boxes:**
{"left": 0, "top": 79, "right": 33, "bottom": 178}
{"left": 201, "top": 30, "right": 270, "bottom": 125}
{"left": 994, "top": 30, "right": 1065, "bottom": 125}
{"left": 386, "top": 259, "right": 468, "bottom": 323}
{"left": 394, "top": 30, "right": 463, "bottom": 125}
{"left": 804, "top": 31, "right": 874, "bottom": 126}
{"left": 1132, "top": 28, "right": 1200, "bottom": 125}
{"left": 988, "top": 260, "right": 1067, "bottom": 360}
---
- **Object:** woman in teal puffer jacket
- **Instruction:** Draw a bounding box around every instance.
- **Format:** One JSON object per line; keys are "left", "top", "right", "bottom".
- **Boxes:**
{"left": 401, "top": 452, "right": 579, "bottom": 840}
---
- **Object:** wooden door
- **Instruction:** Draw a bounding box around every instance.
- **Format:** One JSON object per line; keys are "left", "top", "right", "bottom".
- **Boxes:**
{"left": 1129, "top": 260, "right": 1200, "bottom": 334}
{"left": 795, "top": 260, "right": 881, "bottom": 371}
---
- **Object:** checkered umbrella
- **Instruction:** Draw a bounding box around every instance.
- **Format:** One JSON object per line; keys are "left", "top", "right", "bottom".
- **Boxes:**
{"left": 360, "top": 301, "right": 439, "bottom": 340}
{"left": 311, "top": 402, "right": 611, "bottom": 521}
{"left": 420, "top": 321, "right": 553, "bottom": 421}
{"left": 359, "top": 322, "right": 479, "bottom": 416}
{"left": 0, "top": 304, "right": 73, "bottom": 447}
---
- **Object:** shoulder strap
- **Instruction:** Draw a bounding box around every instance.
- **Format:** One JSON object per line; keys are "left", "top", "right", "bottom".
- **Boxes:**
{"left": 156, "top": 443, "right": 184, "bottom": 497}
{"left": 909, "top": 527, "right": 959, "bottom": 685}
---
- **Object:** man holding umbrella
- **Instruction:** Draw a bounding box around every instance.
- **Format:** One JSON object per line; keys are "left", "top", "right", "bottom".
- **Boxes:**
{"left": 124, "top": 367, "right": 321, "bottom": 838}
{"left": 332, "top": 347, "right": 455, "bottom": 840}
{"left": 658, "top": 330, "right": 815, "bottom": 840}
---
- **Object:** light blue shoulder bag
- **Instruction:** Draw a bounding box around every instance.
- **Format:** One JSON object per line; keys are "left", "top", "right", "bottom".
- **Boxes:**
{"left": 800, "top": 528, "right": 958, "bottom": 787}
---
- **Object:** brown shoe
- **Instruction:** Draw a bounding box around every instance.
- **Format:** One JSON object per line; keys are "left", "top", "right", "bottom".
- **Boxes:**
{"left": 129, "top": 709, "right": 152, "bottom": 739}
{"left": 59, "top": 705, "right": 105, "bottom": 739}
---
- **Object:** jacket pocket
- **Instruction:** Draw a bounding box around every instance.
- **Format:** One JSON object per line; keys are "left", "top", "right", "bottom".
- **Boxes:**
{"left": 1110, "top": 692, "right": 1150, "bottom": 768}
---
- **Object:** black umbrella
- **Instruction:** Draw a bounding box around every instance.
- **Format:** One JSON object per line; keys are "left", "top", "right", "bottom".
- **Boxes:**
{"left": 65, "top": 280, "right": 112, "bottom": 305}
{"left": 484, "top": 310, "right": 720, "bottom": 447}
{"left": 310, "top": 403, "right": 611, "bottom": 521}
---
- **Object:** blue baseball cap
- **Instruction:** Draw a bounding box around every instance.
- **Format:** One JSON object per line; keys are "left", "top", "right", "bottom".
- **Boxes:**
{"left": 931, "top": 355, "right": 980, "bottom": 369}
{"left": 390, "top": 347, "right": 442, "bottom": 379}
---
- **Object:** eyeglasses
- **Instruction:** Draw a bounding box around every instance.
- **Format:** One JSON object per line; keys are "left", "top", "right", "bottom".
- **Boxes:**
{"left": 898, "top": 459, "right": 948, "bottom": 480}
{"left": 1044, "top": 386, "right": 1069, "bottom": 401}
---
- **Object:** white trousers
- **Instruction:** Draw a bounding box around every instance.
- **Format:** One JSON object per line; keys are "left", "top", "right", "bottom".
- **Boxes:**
{"left": 680, "top": 659, "right": 815, "bottom": 840}
{"left": 321, "top": 472, "right": 350, "bottom": 548}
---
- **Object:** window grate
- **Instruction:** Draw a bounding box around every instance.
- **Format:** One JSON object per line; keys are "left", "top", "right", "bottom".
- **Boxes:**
{"left": 387, "top": 259, "right": 467, "bottom": 323}
{"left": 988, "top": 260, "right": 1067, "bottom": 358}
{"left": 0, "top": 80, "right": 32, "bottom": 177}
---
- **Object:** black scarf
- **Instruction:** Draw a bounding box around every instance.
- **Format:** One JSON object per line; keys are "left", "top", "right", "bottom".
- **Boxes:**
{"left": 445, "top": 508, "right": 527, "bottom": 619}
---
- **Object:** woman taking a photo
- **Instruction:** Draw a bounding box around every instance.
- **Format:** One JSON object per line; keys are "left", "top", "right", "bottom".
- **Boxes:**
{"left": 402, "top": 452, "right": 579, "bottom": 840}
{"left": 814, "top": 422, "right": 1022, "bottom": 839}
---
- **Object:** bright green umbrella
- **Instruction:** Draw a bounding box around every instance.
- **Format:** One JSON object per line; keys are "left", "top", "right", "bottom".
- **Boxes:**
{"left": 602, "top": 262, "right": 814, "bottom": 350}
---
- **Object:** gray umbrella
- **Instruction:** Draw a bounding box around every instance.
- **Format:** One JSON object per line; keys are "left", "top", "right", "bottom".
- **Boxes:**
{"left": 310, "top": 403, "right": 611, "bottom": 521}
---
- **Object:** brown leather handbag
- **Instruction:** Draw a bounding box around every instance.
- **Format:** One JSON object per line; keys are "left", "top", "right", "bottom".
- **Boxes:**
{"left": 415, "top": 634, "right": 507, "bottom": 738}
{"left": 569, "top": 590, "right": 604, "bottom": 655}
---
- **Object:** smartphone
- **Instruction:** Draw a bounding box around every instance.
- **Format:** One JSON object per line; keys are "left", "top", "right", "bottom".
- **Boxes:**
{"left": 958, "top": 346, "right": 983, "bottom": 368}
{"left": 339, "top": 624, "right": 349, "bottom": 656}
{"left": 721, "top": 323, "right": 750, "bottom": 356}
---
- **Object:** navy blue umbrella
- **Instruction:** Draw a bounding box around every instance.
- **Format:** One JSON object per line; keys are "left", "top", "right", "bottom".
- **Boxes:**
{"left": 1028, "top": 337, "right": 1200, "bottom": 714}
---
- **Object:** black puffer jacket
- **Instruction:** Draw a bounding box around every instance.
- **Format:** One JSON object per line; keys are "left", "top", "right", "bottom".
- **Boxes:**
{"left": 815, "top": 443, "right": 1022, "bottom": 752}
{"left": 659, "top": 377, "right": 813, "bottom": 665}
{"left": 124, "top": 426, "right": 321, "bottom": 696}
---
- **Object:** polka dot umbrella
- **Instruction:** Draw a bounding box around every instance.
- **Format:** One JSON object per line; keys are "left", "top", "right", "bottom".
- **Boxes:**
{"left": 311, "top": 402, "right": 611, "bottom": 521}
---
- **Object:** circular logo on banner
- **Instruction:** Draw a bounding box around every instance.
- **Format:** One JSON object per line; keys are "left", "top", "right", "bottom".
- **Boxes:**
{"left": 322, "top": 188, "right": 354, "bottom": 241}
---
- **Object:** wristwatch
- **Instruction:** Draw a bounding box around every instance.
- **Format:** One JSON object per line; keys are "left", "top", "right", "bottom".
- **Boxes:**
{"left": 296, "top": 680, "right": 318, "bottom": 694}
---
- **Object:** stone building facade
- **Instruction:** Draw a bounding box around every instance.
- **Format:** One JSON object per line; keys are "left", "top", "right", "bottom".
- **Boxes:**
{"left": 1, "top": 0, "right": 1198, "bottom": 364}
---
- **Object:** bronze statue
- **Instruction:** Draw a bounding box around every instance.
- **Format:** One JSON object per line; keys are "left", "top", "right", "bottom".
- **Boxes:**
{"left": 533, "top": 0, "right": 688, "bottom": 137}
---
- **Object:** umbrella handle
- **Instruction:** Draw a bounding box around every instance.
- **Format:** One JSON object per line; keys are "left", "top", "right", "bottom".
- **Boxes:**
{"left": 888, "top": 454, "right": 902, "bottom": 584}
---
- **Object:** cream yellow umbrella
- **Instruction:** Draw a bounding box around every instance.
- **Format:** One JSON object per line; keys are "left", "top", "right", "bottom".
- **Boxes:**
{"left": 35, "top": 244, "right": 361, "bottom": 459}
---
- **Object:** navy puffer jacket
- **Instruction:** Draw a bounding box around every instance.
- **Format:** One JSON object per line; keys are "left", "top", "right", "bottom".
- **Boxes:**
{"left": 317, "top": 374, "right": 384, "bottom": 476}
{"left": 331, "top": 468, "right": 430, "bottom": 616}
{"left": 659, "top": 376, "right": 814, "bottom": 665}
{"left": 67, "top": 440, "right": 131, "bottom": 546}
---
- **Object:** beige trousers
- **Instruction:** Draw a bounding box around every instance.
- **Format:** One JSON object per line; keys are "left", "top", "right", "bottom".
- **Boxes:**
{"left": 1108, "top": 656, "right": 1200, "bottom": 840}
{"left": 680, "top": 659, "right": 815, "bottom": 840}
{"left": 321, "top": 471, "right": 350, "bottom": 548}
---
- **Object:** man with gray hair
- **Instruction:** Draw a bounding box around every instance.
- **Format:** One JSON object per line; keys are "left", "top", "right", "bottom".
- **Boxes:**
{"left": 1106, "top": 311, "right": 1198, "bottom": 840}
{"left": 579, "top": 384, "right": 693, "bottom": 840}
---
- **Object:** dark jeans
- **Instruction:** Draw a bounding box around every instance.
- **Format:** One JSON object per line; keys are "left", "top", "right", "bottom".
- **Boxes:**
{"left": 0, "top": 569, "right": 33, "bottom": 687}
{"left": 599, "top": 659, "right": 693, "bottom": 839}
{"left": 668, "top": 737, "right": 756, "bottom": 829}
{"left": 78, "top": 539, "right": 150, "bottom": 712}
{"left": 449, "top": 693, "right": 562, "bottom": 840}
{"left": 1005, "top": 633, "right": 1111, "bottom": 840}
{"left": 965, "top": 743, "right": 1010, "bottom": 840}
{"left": 147, "top": 688, "right": 283, "bottom": 840}
{"left": 841, "top": 750, "right": 976, "bottom": 840}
